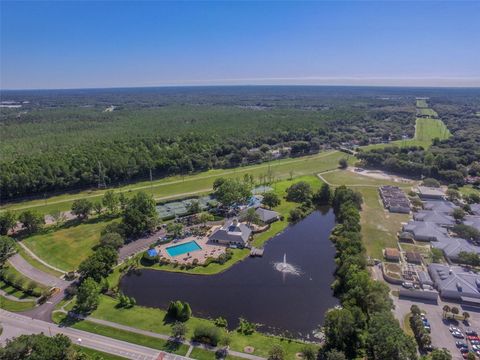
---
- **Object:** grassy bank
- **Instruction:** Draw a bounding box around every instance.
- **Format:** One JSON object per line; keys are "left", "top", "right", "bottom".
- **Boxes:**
{"left": 69, "top": 295, "right": 314, "bottom": 359}
{"left": 0, "top": 295, "right": 36, "bottom": 312}
{"left": 54, "top": 312, "right": 189, "bottom": 355}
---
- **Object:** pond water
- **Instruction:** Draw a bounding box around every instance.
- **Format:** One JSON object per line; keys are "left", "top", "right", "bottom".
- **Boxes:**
{"left": 120, "top": 209, "right": 338, "bottom": 339}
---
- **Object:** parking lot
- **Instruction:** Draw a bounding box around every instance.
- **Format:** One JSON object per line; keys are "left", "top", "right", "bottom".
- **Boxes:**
{"left": 393, "top": 296, "right": 480, "bottom": 359}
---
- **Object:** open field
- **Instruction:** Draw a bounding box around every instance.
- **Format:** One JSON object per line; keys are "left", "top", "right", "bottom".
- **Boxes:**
{"left": 416, "top": 99, "right": 428, "bottom": 108}
{"left": 0, "top": 295, "right": 36, "bottom": 312}
{"left": 320, "top": 169, "right": 407, "bottom": 187}
{"left": 360, "top": 116, "right": 451, "bottom": 150}
{"left": 319, "top": 170, "right": 412, "bottom": 259}
{"left": 417, "top": 108, "right": 438, "bottom": 117}
{"left": 22, "top": 217, "right": 119, "bottom": 272}
{"left": 79, "top": 295, "right": 314, "bottom": 359}
{"left": 414, "top": 117, "right": 450, "bottom": 143}
{"left": 1, "top": 150, "right": 344, "bottom": 216}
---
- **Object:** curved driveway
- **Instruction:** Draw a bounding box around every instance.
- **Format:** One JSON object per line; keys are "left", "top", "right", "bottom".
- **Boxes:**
{"left": 8, "top": 254, "right": 69, "bottom": 289}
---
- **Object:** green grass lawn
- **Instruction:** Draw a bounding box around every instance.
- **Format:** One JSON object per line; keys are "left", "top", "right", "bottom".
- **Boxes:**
{"left": 22, "top": 217, "right": 119, "bottom": 272}
{"left": 316, "top": 170, "right": 412, "bottom": 259}
{"left": 189, "top": 347, "right": 246, "bottom": 360}
{"left": 53, "top": 312, "right": 189, "bottom": 355}
{"left": 82, "top": 295, "right": 313, "bottom": 359}
{"left": 358, "top": 188, "right": 410, "bottom": 259}
{"left": 74, "top": 345, "right": 128, "bottom": 360}
{"left": 416, "top": 99, "right": 428, "bottom": 108}
{"left": 417, "top": 108, "right": 438, "bottom": 117}
{"left": 0, "top": 295, "right": 36, "bottom": 312}
{"left": 460, "top": 185, "right": 480, "bottom": 197}
{"left": 360, "top": 116, "right": 451, "bottom": 151}
{"left": 1, "top": 151, "right": 344, "bottom": 216}
{"left": 1, "top": 265, "right": 47, "bottom": 294}
{"left": 16, "top": 245, "right": 64, "bottom": 277}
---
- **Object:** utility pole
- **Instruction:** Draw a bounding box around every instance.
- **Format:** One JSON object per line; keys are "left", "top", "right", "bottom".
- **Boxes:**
{"left": 98, "top": 161, "right": 106, "bottom": 189}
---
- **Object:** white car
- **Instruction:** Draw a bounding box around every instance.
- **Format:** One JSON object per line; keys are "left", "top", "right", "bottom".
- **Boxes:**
{"left": 449, "top": 326, "right": 461, "bottom": 333}
{"left": 452, "top": 331, "right": 464, "bottom": 339}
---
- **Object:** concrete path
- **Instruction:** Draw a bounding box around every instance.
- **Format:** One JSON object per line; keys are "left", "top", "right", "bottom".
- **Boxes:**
{"left": 17, "top": 242, "right": 67, "bottom": 275}
{"left": 119, "top": 229, "right": 166, "bottom": 262}
{"left": 0, "top": 309, "right": 174, "bottom": 360}
{"left": 8, "top": 254, "right": 69, "bottom": 289}
{"left": 64, "top": 311, "right": 266, "bottom": 360}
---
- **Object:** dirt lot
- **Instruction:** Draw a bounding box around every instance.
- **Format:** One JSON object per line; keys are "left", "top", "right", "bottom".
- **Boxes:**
{"left": 348, "top": 167, "right": 416, "bottom": 184}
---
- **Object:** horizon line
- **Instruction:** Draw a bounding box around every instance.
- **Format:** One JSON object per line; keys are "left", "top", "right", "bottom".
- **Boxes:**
{"left": 2, "top": 77, "right": 480, "bottom": 91}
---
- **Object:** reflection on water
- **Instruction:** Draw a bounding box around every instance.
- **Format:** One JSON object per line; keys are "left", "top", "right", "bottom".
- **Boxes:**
{"left": 120, "top": 209, "right": 338, "bottom": 339}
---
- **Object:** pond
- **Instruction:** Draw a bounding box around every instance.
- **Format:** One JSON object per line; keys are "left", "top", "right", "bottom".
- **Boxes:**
{"left": 120, "top": 209, "right": 338, "bottom": 339}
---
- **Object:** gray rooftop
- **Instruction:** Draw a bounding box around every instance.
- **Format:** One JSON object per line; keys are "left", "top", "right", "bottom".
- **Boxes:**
{"left": 431, "top": 235, "right": 480, "bottom": 260}
{"left": 423, "top": 200, "right": 459, "bottom": 214}
{"left": 417, "top": 186, "right": 445, "bottom": 198}
{"left": 413, "top": 210, "right": 455, "bottom": 227}
{"left": 471, "top": 204, "right": 480, "bottom": 216}
{"left": 208, "top": 219, "right": 252, "bottom": 244}
{"left": 403, "top": 220, "right": 448, "bottom": 241}
{"left": 428, "top": 264, "right": 480, "bottom": 300}
{"left": 255, "top": 207, "right": 280, "bottom": 223}
{"left": 464, "top": 216, "right": 480, "bottom": 232}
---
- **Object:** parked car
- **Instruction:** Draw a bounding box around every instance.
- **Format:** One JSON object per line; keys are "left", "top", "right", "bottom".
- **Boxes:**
{"left": 460, "top": 347, "right": 469, "bottom": 354}
{"left": 453, "top": 331, "right": 465, "bottom": 339}
{"left": 450, "top": 326, "right": 462, "bottom": 333}
{"left": 467, "top": 335, "right": 479, "bottom": 341}
{"left": 456, "top": 341, "right": 468, "bottom": 348}
{"left": 466, "top": 330, "right": 478, "bottom": 336}
{"left": 470, "top": 339, "right": 480, "bottom": 345}
{"left": 402, "top": 281, "right": 413, "bottom": 289}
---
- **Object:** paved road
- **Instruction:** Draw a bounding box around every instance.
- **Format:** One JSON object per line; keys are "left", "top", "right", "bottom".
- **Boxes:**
{"left": 8, "top": 254, "right": 69, "bottom": 289}
{"left": 0, "top": 309, "right": 188, "bottom": 360}
{"left": 67, "top": 312, "right": 265, "bottom": 360}
{"left": 119, "top": 230, "right": 166, "bottom": 262}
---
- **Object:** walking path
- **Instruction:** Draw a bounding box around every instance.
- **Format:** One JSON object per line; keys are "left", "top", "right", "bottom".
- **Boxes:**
{"left": 17, "top": 241, "right": 67, "bottom": 275}
{"left": 8, "top": 254, "right": 69, "bottom": 289}
{"left": 61, "top": 311, "right": 266, "bottom": 360}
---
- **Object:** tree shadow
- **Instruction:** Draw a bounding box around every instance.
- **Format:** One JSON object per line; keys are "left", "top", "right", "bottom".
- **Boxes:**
{"left": 163, "top": 339, "right": 182, "bottom": 353}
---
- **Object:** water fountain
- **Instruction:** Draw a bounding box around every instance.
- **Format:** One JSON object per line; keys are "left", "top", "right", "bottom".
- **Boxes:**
{"left": 274, "top": 253, "right": 301, "bottom": 276}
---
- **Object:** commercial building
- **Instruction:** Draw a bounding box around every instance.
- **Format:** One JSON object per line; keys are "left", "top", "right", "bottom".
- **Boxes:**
{"left": 428, "top": 264, "right": 480, "bottom": 304}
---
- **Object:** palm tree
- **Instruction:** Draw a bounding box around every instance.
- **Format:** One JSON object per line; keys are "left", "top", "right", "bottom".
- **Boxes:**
{"left": 442, "top": 305, "right": 451, "bottom": 318}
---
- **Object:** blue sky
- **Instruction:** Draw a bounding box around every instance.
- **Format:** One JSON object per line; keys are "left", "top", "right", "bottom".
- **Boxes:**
{"left": 1, "top": 1, "right": 479, "bottom": 89}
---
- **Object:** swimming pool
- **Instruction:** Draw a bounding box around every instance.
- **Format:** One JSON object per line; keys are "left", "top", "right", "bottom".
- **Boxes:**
{"left": 166, "top": 241, "right": 202, "bottom": 257}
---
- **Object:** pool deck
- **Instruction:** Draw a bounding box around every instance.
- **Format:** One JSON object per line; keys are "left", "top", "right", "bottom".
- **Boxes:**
{"left": 155, "top": 228, "right": 226, "bottom": 265}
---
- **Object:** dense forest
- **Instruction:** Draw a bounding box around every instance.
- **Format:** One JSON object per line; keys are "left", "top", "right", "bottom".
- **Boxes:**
{"left": 1, "top": 86, "right": 479, "bottom": 200}
{"left": 358, "top": 94, "right": 480, "bottom": 185}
